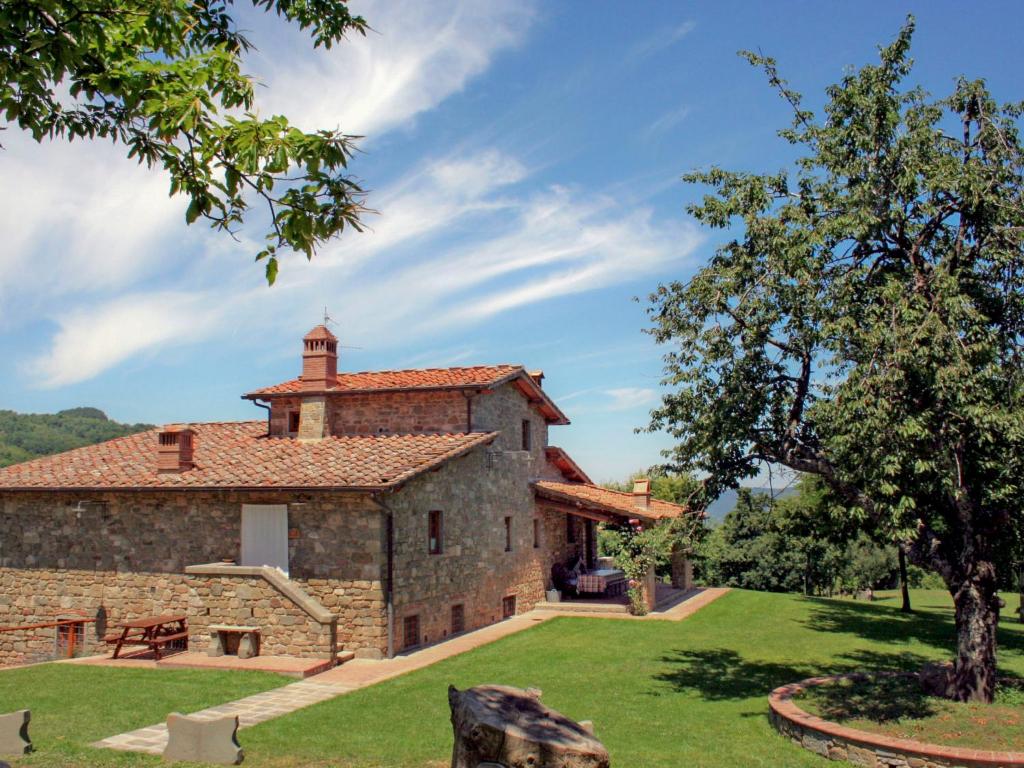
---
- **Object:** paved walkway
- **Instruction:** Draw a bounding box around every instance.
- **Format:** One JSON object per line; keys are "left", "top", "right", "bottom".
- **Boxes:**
{"left": 95, "top": 588, "right": 730, "bottom": 755}
{"left": 93, "top": 680, "right": 353, "bottom": 754}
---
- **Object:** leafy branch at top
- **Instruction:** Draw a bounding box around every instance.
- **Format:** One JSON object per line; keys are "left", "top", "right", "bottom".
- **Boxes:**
{"left": 0, "top": 0, "right": 372, "bottom": 283}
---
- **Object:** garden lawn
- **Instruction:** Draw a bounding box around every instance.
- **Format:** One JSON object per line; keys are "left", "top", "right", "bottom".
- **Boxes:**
{"left": 0, "top": 663, "right": 288, "bottom": 767}
{"left": 238, "top": 588, "right": 1024, "bottom": 768}
{"left": 3, "top": 589, "right": 1023, "bottom": 767}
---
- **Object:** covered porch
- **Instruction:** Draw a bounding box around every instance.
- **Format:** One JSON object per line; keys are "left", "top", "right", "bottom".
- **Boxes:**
{"left": 533, "top": 478, "right": 692, "bottom": 613}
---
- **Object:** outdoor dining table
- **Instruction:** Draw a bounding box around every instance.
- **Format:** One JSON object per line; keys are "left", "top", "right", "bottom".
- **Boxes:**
{"left": 108, "top": 614, "right": 188, "bottom": 660}
{"left": 577, "top": 568, "right": 627, "bottom": 596}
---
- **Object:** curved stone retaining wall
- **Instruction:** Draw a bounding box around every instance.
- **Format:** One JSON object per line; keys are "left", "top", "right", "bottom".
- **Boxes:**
{"left": 769, "top": 675, "right": 1024, "bottom": 768}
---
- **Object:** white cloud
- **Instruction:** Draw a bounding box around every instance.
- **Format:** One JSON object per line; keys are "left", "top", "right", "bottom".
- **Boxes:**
{"left": 28, "top": 292, "right": 224, "bottom": 388}
{"left": 603, "top": 387, "right": 659, "bottom": 411}
{"left": 627, "top": 20, "right": 696, "bottom": 62}
{"left": 0, "top": 134, "right": 182, "bottom": 321}
{"left": 253, "top": 0, "right": 536, "bottom": 136}
{"left": 644, "top": 104, "right": 692, "bottom": 139}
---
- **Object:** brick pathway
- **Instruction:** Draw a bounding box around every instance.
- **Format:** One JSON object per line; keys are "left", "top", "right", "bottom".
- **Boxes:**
{"left": 94, "top": 588, "right": 730, "bottom": 755}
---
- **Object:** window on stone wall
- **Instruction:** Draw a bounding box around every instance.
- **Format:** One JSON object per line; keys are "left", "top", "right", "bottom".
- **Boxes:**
{"left": 521, "top": 419, "right": 531, "bottom": 451}
{"left": 288, "top": 411, "right": 300, "bottom": 433}
{"left": 566, "top": 515, "right": 576, "bottom": 543}
{"left": 428, "top": 510, "right": 443, "bottom": 555}
{"left": 504, "top": 516, "right": 513, "bottom": 552}
{"left": 533, "top": 518, "right": 540, "bottom": 549}
{"left": 451, "top": 604, "right": 465, "bottom": 635}
{"left": 403, "top": 614, "right": 420, "bottom": 649}
{"left": 502, "top": 595, "right": 517, "bottom": 619}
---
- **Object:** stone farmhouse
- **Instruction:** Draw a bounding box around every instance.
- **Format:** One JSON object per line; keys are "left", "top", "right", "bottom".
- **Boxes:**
{"left": 0, "top": 325, "right": 687, "bottom": 665}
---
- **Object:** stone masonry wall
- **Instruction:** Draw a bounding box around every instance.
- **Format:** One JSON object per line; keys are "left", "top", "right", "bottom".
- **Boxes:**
{"left": 269, "top": 381, "right": 556, "bottom": 449}
{"left": 186, "top": 574, "right": 336, "bottom": 658}
{"left": 471, "top": 383, "right": 551, "bottom": 459}
{"left": 0, "top": 490, "right": 387, "bottom": 664}
{"left": 387, "top": 445, "right": 549, "bottom": 650}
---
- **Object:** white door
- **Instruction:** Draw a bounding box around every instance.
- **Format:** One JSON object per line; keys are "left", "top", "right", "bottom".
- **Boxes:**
{"left": 241, "top": 505, "right": 289, "bottom": 575}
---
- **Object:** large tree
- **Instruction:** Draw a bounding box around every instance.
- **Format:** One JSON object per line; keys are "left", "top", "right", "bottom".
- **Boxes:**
{"left": 1, "top": 1, "right": 370, "bottom": 283}
{"left": 647, "top": 20, "right": 1024, "bottom": 702}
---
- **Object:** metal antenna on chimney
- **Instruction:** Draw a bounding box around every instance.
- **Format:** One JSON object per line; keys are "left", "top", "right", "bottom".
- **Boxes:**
{"left": 322, "top": 308, "right": 362, "bottom": 350}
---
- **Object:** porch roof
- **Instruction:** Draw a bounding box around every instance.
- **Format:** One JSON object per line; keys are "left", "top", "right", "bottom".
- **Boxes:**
{"left": 533, "top": 480, "right": 687, "bottom": 522}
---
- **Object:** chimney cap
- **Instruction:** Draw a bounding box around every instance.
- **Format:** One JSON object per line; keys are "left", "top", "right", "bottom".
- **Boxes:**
{"left": 528, "top": 370, "right": 545, "bottom": 387}
{"left": 304, "top": 324, "right": 337, "bottom": 342}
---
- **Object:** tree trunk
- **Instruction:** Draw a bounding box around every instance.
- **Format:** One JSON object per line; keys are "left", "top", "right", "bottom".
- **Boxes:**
{"left": 949, "top": 566, "right": 1000, "bottom": 703}
{"left": 898, "top": 548, "right": 912, "bottom": 613}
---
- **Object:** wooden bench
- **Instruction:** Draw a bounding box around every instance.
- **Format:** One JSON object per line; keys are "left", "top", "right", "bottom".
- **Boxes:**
{"left": 208, "top": 625, "right": 261, "bottom": 659}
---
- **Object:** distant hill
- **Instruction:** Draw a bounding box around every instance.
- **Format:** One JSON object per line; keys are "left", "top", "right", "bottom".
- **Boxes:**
{"left": 705, "top": 485, "right": 798, "bottom": 524}
{"left": 0, "top": 408, "right": 154, "bottom": 468}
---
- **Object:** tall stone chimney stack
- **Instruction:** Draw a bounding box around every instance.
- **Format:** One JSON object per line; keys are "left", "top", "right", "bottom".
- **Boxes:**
{"left": 301, "top": 325, "right": 338, "bottom": 392}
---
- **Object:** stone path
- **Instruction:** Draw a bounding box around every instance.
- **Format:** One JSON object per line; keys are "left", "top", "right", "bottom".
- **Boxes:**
{"left": 95, "top": 588, "right": 730, "bottom": 755}
{"left": 92, "top": 680, "right": 354, "bottom": 754}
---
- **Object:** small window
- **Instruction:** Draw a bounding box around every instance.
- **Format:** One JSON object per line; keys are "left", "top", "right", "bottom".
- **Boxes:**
{"left": 504, "top": 516, "right": 513, "bottom": 552}
{"left": 502, "top": 595, "right": 517, "bottom": 619}
{"left": 451, "top": 604, "right": 465, "bottom": 635}
{"left": 566, "top": 515, "right": 576, "bottom": 543}
{"left": 521, "top": 419, "right": 532, "bottom": 451}
{"left": 533, "top": 518, "right": 540, "bottom": 549}
{"left": 403, "top": 614, "right": 420, "bottom": 650}
{"left": 288, "top": 411, "right": 300, "bottom": 433}
{"left": 428, "top": 510, "right": 443, "bottom": 555}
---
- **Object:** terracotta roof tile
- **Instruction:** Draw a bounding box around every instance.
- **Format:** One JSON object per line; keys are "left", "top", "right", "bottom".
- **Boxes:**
{"left": 246, "top": 365, "right": 524, "bottom": 396}
{"left": 0, "top": 422, "right": 497, "bottom": 491}
{"left": 534, "top": 480, "right": 687, "bottom": 521}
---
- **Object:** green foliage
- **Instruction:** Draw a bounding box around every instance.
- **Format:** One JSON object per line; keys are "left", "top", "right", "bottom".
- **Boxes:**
{"left": 603, "top": 468, "right": 701, "bottom": 507}
{"left": 647, "top": 18, "right": 1024, "bottom": 690}
{"left": 697, "top": 478, "right": 899, "bottom": 595}
{"left": 0, "top": 408, "right": 153, "bottom": 467}
{"left": 0, "top": 1, "right": 371, "bottom": 282}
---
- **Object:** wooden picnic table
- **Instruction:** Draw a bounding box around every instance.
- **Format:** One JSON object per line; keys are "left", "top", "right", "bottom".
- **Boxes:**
{"left": 106, "top": 614, "right": 188, "bottom": 660}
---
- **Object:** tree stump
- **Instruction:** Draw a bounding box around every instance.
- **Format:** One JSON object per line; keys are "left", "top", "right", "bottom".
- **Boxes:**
{"left": 448, "top": 685, "right": 610, "bottom": 768}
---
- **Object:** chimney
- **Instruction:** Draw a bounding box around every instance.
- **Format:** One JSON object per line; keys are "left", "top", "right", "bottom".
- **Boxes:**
{"left": 157, "top": 426, "right": 195, "bottom": 473}
{"left": 528, "top": 370, "right": 545, "bottom": 388}
{"left": 301, "top": 325, "right": 338, "bottom": 392}
{"left": 632, "top": 478, "right": 651, "bottom": 509}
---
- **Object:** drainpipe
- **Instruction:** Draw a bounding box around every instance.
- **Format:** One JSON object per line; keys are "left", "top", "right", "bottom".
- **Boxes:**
{"left": 370, "top": 493, "right": 396, "bottom": 659}
{"left": 248, "top": 397, "right": 272, "bottom": 436}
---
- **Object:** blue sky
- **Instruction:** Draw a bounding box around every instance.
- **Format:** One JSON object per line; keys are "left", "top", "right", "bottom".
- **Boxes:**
{"left": 1, "top": 1, "right": 1022, "bottom": 482}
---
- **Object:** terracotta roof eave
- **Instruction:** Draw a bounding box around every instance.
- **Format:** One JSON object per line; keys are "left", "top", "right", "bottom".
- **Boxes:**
{"left": 243, "top": 383, "right": 498, "bottom": 399}
{"left": 533, "top": 482, "right": 685, "bottom": 521}
{"left": 0, "top": 484, "right": 388, "bottom": 494}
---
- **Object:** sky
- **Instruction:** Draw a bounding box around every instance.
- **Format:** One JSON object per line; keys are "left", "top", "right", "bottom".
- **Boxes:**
{"left": 1, "top": 1, "right": 1022, "bottom": 483}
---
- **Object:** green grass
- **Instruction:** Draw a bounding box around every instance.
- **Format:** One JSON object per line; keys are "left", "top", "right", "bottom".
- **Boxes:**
{"left": 5, "top": 589, "right": 1024, "bottom": 767}
{"left": 797, "top": 673, "right": 1024, "bottom": 751}
{"left": 0, "top": 664, "right": 288, "bottom": 767}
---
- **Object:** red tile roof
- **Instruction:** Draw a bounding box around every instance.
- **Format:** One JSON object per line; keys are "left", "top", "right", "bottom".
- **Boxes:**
{"left": 0, "top": 422, "right": 498, "bottom": 491}
{"left": 246, "top": 365, "right": 524, "bottom": 396}
{"left": 534, "top": 480, "right": 687, "bottom": 521}
{"left": 544, "top": 447, "right": 593, "bottom": 484}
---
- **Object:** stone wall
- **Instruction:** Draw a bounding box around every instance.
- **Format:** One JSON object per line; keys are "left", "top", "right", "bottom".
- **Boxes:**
{"left": 269, "top": 381, "right": 557, "bottom": 451}
{"left": 0, "top": 490, "right": 387, "bottom": 664}
{"left": 472, "top": 383, "right": 550, "bottom": 459}
{"left": 185, "top": 569, "right": 336, "bottom": 659}
{"left": 385, "top": 445, "right": 550, "bottom": 651}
